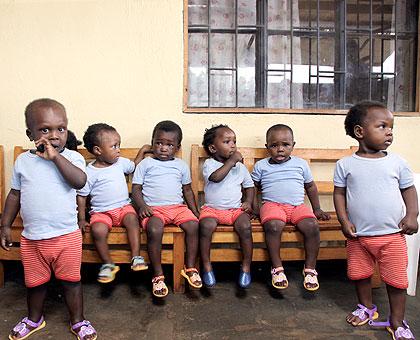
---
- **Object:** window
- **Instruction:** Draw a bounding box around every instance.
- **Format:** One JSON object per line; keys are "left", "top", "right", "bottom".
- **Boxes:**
{"left": 185, "top": 0, "right": 419, "bottom": 114}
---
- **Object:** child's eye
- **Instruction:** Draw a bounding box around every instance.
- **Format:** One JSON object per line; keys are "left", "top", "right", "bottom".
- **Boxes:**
{"left": 58, "top": 127, "right": 65, "bottom": 132}
{"left": 41, "top": 128, "right": 49, "bottom": 133}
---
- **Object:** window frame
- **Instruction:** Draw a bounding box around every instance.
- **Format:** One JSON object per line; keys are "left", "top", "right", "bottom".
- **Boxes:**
{"left": 183, "top": 0, "right": 420, "bottom": 116}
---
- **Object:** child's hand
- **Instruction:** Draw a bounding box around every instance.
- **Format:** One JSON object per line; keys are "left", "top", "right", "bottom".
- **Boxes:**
{"left": 140, "top": 144, "right": 153, "bottom": 154}
{"left": 139, "top": 205, "right": 154, "bottom": 219}
{"left": 229, "top": 151, "right": 243, "bottom": 164}
{"left": 399, "top": 214, "right": 419, "bottom": 235}
{"left": 314, "top": 208, "right": 331, "bottom": 221}
{"left": 78, "top": 220, "right": 89, "bottom": 233}
{"left": 241, "top": 201, "right": 253, "bottom": 214}
{"left": 0, "top": 226, "right": 12, "bottom": 251}
{"left": 35, "top": 138, "right": 59, "bottom": 161}
{"left": 341, "top": 221, "right": 357, "bottom": 239}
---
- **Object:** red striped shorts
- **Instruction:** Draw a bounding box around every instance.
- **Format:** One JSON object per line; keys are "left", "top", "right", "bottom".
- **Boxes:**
{"left": 260, "top": 202, "right": 316, "bottom": 225}
{"left": 347, "top": 233, "right": 408, "bottom": 289}
{"left": 90, "top": 204, "right": 137, "bottom": 230}
{"left": 141, "top": 204, "right": 198, "bottom": 228}
{"left": 20, "top": 229, "right": 82, "bottom": 288}
{"left": 199, "top": 206, "right": 245, "bottom": 225}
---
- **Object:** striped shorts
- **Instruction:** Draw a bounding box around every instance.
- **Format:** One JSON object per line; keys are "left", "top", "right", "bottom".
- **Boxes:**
{"left": 141, "top": 204, "right": 198, "bottom": 228}
{"left": 20, "top": 229, "right": 82, "bottom": 288}
{"left": 199, "top": 206, "right": 245, "bottom": 225}
{"left": 260, "top": 202, "right": 316, "bottom": 225}
{"left": 347, "top": 232, "right": 408, "bottom": 289}
{"left": 90, "top": 204, "right": 137, "bottom": 230}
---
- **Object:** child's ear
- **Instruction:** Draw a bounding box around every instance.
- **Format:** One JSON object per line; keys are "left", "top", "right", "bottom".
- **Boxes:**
{"left": 292, "top": 141, "right": 296, "bottom": 147}
{"left": 208, "top": 144, "right": 217, "bottom": 154}
{"left": 354, "top": 125, "right": 363, "bottom": 139}
{"left": 92, "top": 145, "right": 101, "bottom": 155}
{"left": 26, "top": 129, "right": 34, "bottom": 141}
{"left": 264, "top": 143, "right": 268, "bottom": 149}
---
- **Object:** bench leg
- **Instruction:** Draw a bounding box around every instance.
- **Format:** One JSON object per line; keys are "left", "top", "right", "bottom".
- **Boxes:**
{"left": 173, "top": 233, "right": 185, "bottom": 293}
{"left": 0, "top": 261, "right": 4, "bottom": 288}
{"left": 372, "top": 262, "right": 382, "bottom": 288}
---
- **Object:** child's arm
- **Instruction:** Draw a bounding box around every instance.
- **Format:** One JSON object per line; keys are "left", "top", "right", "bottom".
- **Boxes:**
{"left": 208, "top": 151, "right": 243, "bottom": 183}
{"left": 304, "top": 181, "right": 330, "bottom": 220}
{"left": 0, "top": 189, "right": 21, "bottom": 250}
{"left": 132, "top": 184, "right": 154, "bottom": 219}
{"left": 76, "top": 195, "right": 89, "bottom": 233}
{"left": 333, "top": 186, "right": 357, "bottom": 238}
{"left": 133, "top": 144, "right": 153, "bottom": 166}
{"left": 182, "top": 184, "right": 200, "bottom": 218}
{"left": 241, "top": 187, "right": 255, "bottom": 214}
{"left": 399, "top": 185, "right": 419, "bottom": 235}
{"left": 252, "top": 181, "right": 261, "bottom": 217}
{"left": 36, "top": 138, "right": 86, "bottom": 189}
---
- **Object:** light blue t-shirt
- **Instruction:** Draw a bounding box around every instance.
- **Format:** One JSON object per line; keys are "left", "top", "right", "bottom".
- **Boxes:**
{"left": 11, "top": 149, "right": 86, "bottom": 240}
{"left": 132, "top": 157, "right": 191, "bottom": 206}
{"left": 334, "top": 152, "right": 414, "bottom": 236}
{"left": 78, "top": 157, "right": 134, "bottom": 212}
{"left": 203, "top": 158, "right": 254, "bottom": 210}
{"left": 251, "top": 156, "right": 313, "bottom": 206}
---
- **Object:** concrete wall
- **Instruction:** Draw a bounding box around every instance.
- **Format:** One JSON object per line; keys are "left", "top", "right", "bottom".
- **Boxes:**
{"left": 1, "top": 0, "right": 419, "bottom": 192}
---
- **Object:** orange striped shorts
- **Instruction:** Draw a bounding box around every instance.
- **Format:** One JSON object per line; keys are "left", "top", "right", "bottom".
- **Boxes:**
{"left": 90, "top": 204, "right": 137, "bottom": 230}
{"left": 347, "top": 232, "right": 408, "bottom": 289}
{"left": 141, "top": 204, "right": 198, "bottom": 228}
{"left": 199, "top": 206, "right": 246, "bottom": 225}
{"left": 20, "top": 229, "right": 82, "bottom": 288}
{"left": 260, "top": 202, "right": 316, "bottom": 225}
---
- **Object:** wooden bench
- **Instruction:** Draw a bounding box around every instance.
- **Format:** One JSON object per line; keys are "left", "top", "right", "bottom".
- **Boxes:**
{"left": 190, "top": 144, "right": 384, "bottom": 284}
{"left": 0, "top": 146, "right": 186, "bottom": 292}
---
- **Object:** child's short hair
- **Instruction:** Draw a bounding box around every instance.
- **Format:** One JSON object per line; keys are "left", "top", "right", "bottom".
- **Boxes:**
{"left": 83, "top": 123, "right": 117, "bottom": 153}
{"left": 345, "top": 101, "right": 388, "bottom": 138}
{"left": 202, "top": 124, "right": 229, "bottom": 156}
{"left": 152, "top": 120, "right": 183, "bottom": 145}
{"left": 266, "top": 124, "right": 294, "bottom": 142}
{"left": 66, "top": 130, "right": 82, "bottom": 151}
{"left": 24, "top": 98, "right": 66, "bottom": 128}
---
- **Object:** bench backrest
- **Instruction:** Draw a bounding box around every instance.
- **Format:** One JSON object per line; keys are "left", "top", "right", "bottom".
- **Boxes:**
{"left": 13, "top": 146, "right": 182, "bottom": 193}
{"left": 0, "top": 145, "right": 4, "bottom": 213}
{"left": 190, "top": 144, "right": 357, "bottom": 207}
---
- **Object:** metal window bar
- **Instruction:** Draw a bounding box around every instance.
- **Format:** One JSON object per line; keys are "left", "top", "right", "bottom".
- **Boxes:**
{"left": 207, "top": 0, "right": 211, "bottom": 107}
{"left": 289, "top": 0, "right": 293, "bottom": 108}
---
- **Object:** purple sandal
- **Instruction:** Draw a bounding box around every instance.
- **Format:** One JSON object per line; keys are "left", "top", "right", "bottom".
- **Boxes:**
{"left": 9, "top": 316, "right": 46, "bottom": 340}
{"left": 349, "top": 304, "right": 379, "bottom": 326}
{"left": 369, "top": 319, "right": 415, "bottom": 340}
{"left": 70, "top": 320, "right": 97, "bottom": 340}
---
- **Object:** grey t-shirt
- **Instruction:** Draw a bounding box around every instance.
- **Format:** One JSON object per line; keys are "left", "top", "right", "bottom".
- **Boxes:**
{"left": 132, "top": 157, "right": 191, "bottom": 206}
{"left": 251, "top": 156, "right": 313, "bottom": 206}
{"left": 78, "top": 157, "right": 135, "bottom": 212}
{"left": 203, "top": 158, "right": 254, "bottom": 209}
{"left": 11, "top": 149, "right": 86, "bottom": 240}
{"left": 333, "top": 152, "right": 413, "bottom": 236}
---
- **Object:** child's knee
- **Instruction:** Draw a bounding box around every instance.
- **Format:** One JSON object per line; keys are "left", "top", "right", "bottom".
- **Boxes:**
{"left": 297, "top": 219, "right": 319, "bottom": 235}
{"left": 181, "top": 220, "right": 199, "bottom": 234}
{"left": 263, "top": 219, "right": 285, "bottom": 234}
{"left": 200, "top": 218, "right": 218, "bottom": 235}
{"left": 235, "top": 222, "right": 252, "bottom": 238}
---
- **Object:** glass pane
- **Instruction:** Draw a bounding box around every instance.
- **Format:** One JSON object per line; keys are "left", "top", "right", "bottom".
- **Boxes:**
{"left": 318, "top": 0, "right": 337, "bottom": 29}
{"left": 372, "top": 0, "right": 394, "bottom": 32}
{"left": 319, "top": 82, "right": 334, "bottom": 108}
{"left": 210, "top": 70, "right": 236, "bottom": 107}
{"left": 268, "top": 0, "right": 291, "bottom": 30}
{"left": 319, "top": 37, "right": 335, "bottom": 67}
{"left": 238, "top": 0, "right": 256, "bottom": 26}
{"left": 396, "top": 0, "right": 418, "bottom": 32}
{"left": 267, "top": 71, "right": 291, "bottom": 108}
{"left": 268, "top": 35, "right": 291, "bottom": 70}
{"left": 347, "top": 0, "right": 370, "bottom": 30}
{"left": 303, "top": 82, "right": 317, "bottom": 108}
{"left": 210, "top": 0, "right": 234, "bottom": 29}
{"left": 210, "top": 33, "right": 235, "bottom": 68}
{"left": 395, "top": 39, "right": 416, "bottom": 111}
{"left": 297, "top": 0, "right": 317, "bottom": 28}
{"left": 238, "top": 34, "right": 256, "bottom": 106}
{"left": 372, "top": 39, "right": 395, "bottom": 73}
{"left": 188, "top": 0, "right": 208, "bottom": 25}
{"left": 188, "top": 33, "right": 209, "bottom": 107}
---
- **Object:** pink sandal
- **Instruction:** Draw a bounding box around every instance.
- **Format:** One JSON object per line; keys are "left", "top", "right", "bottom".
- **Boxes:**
{"left": 369, "top": 319, "right": 415, "bottom": 340}
{"left": 70, "top": 320, "right": 97, "bottom": 340}
{"left": 9, "top": 316, "right": 46, "bottom": 340}
{"left": 348, "top": 304, "right": 379, "bottom": 326}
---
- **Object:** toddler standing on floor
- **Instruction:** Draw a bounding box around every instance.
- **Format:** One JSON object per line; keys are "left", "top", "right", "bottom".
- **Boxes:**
{"left": 77, "top": 123, "right": 148, "bottom": 284}
{"left": 199, "top": 124, "right": 254, "bottom": 289}
{"left": 251, "top": 124, "right": 330, "bottom": 291}
{"left": 334, "top": 101, "right": 418, "bottom": 340}
{"left": 132, "top": 120, "right": 202, "bottom": 297}
{"left": 0, "top": 98, "right": 97, "bottom": 340}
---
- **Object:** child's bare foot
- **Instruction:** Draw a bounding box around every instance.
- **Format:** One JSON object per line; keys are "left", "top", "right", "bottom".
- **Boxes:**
{"left": 271, "top": 266, "right": 288, "bottom": 289}
{"left": 152, "top": 275, "right": 168, "bottom": 298}
{"left": 346, "top": 304, "right": 378, "bottom": 326}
